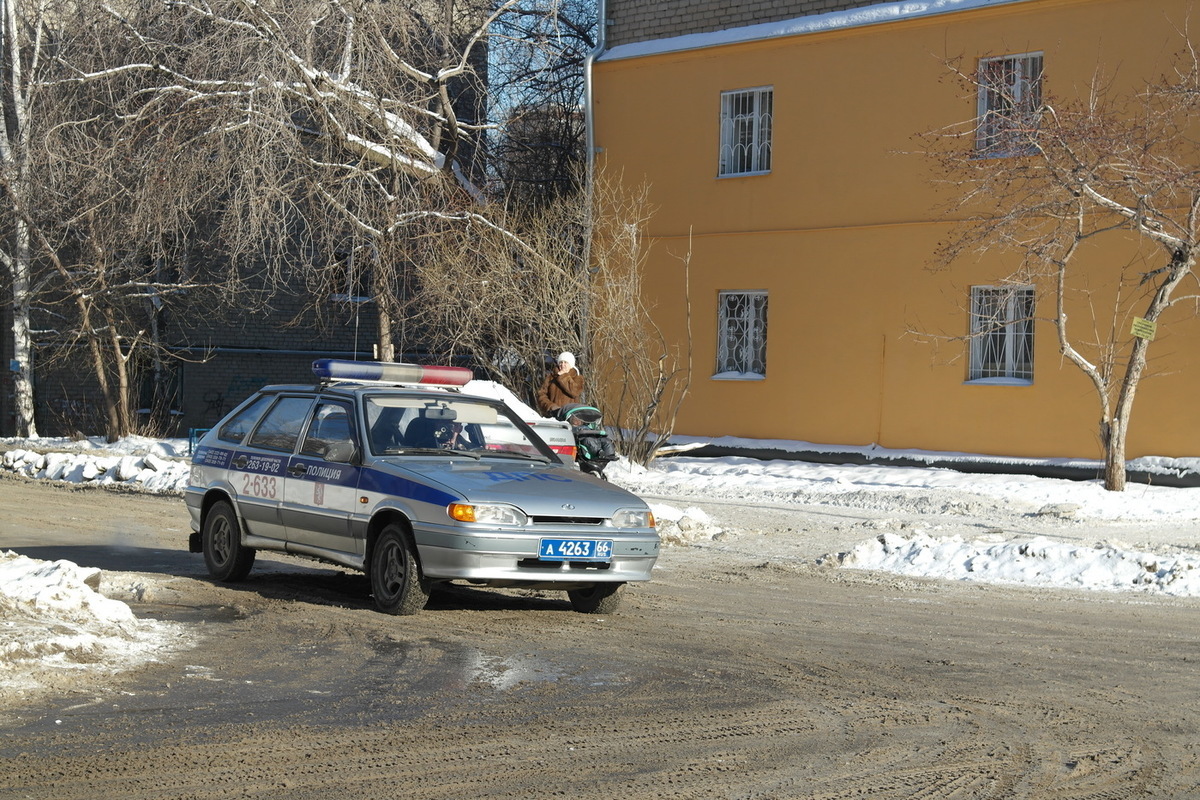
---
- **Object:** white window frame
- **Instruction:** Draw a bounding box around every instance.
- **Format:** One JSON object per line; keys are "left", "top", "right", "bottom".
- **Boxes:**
{"left": 976, "top": 52, "right": 1043, "bottom": 157}
{"left": 715, "top": 291, "right": 768, "bottom": 379}
{"left": 719, "top": 87, "right": 773, "bottom": 177}
{"left": 968, "top": 285, "right": 1034, "bottom": 384}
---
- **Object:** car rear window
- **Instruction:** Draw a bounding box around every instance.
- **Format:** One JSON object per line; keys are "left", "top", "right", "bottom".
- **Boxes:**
{"left": 247, "top": 396, "right": 315, "bottom": 453}
{"left": 216, "top": 395, "right": 273, "bottom": 444}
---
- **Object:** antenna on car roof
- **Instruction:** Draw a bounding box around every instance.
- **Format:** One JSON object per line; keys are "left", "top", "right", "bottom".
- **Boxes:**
{"left": 312, "top": 359, "right": 473, "bottom": 388}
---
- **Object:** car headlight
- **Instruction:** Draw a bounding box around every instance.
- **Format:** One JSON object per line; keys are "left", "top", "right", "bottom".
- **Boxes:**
{"left": 447, "top": 502, "right": 528, "bottom": 526}
{"left": 612, "top": 507, "right": 655, "bottom": 529}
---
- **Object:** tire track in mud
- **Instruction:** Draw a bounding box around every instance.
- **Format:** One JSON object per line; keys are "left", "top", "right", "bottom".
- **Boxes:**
{"left": 0, "top": 618, "right": 1176, "bottom": 800}
{"left": 0, "top": 698, "right": 1159, "bottom": 800}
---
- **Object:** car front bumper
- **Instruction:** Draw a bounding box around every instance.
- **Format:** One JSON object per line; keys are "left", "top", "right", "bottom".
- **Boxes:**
{"left": 412, "top": 525, "right": 659, "bottom": 586}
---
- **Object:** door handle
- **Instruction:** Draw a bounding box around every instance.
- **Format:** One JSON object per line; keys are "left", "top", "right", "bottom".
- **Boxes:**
{"left": 232, "top": 455, "right": 248, "bottom": 469}
{"left": 288, "top": 463, "right": 310, "bottom": 477}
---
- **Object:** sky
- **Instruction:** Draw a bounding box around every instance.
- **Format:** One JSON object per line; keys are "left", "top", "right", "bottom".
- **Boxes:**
{"left": 4, "top": 420, "right": 1200, "bottom": 701}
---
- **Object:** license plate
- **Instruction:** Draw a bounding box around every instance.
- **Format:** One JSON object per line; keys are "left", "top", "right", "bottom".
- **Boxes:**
{"left": 539, "top": 538, "right": 613, "bottom": 562}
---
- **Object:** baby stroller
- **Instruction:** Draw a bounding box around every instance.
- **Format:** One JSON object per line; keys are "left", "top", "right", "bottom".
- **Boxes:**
{"left": 559, "top": 403, "right": 618, "bottom": 478}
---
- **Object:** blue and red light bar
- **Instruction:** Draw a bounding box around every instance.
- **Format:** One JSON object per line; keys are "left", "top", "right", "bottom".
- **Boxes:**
{"left": 312, "top": 359, "right": 473, "bottom": 387}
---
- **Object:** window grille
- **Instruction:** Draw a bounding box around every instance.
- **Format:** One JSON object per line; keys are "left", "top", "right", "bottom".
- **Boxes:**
{"left": 976, "top": 53, "right": 1043, "bottom": 156}
{"left": 717, "top": 291, "right": 768, "bottom": 377}
{"left": 719, "top": 87, "right": 773, "bottom": 176}
{"left": 969, "top": 286, "right": 1034, "bottom": 382}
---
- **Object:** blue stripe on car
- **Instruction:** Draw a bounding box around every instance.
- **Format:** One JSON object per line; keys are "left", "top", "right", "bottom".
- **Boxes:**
{"left": 360, "top": 469, "right": 460, "bottom": 507}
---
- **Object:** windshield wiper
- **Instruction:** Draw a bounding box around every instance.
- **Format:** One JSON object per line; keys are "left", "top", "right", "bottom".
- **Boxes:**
{"left": 480, "top": 450, "right": 550, "bottom": 463}
{"left": 390, "top": 447, "right": 479, "bottom": 459}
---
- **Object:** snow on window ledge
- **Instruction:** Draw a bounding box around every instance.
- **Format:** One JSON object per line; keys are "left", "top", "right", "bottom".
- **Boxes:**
{"left": 712, "top": 371, "right": 765, "bottom": 381}
{"left": 964, "top": 377, "right": 1033, "bottom": 386}
{"left": 716, "top": 170, "right": 771, "bottom": 179}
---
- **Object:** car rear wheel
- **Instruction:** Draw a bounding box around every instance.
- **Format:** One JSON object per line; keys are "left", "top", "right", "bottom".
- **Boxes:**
{"left": 567, "top": 582, "right": 625, "bottom": 614}
{"left": 370, "top": 524, "right": 430, "bottom": 615}
{"left": 202, "top": 500, "right": 255, "bottom": 582}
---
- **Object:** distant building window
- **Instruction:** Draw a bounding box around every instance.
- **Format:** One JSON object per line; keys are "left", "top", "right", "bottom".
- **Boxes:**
{"left": 977, "top": 53, "right": 1043, "bottom": 156}
{"left": 330, "top": 248, "right": 373, "bottom": 303}
{"left": 969, "top": 285, "right": 1034, "bottom": 383}
{"left": 719, "top": 87, "right": 772, "bottom": 176}
{"left": 716, "top": 291, "right": 767, "bottom": 378}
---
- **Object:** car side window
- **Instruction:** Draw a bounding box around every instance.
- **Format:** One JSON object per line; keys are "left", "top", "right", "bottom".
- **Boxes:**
{"left": 216, "top": 395, "right": 272, "bottom": 444}
{"left": 247, "top": 396, "right": 315, "bottom": 453}
{"left": 300, "top": 402, "right": 356, "bottom": 458}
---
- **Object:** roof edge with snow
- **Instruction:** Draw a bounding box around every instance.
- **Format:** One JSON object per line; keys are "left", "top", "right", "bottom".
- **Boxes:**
{"left": 599, "top": 0, "right": 1034, "bottom": 62}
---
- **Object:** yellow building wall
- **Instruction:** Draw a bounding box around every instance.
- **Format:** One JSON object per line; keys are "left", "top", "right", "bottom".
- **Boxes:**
{"left": 594, "top": 0, "right": 1200, "bottom": 459}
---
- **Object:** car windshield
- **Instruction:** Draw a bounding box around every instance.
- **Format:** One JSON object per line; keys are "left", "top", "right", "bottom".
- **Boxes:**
{"left": 364, "top": 394, "right": 551, "bottom": 461}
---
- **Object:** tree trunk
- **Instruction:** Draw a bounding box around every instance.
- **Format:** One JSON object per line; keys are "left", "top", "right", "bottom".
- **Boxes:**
{"left": 9, "top": 217, "right": 37, "bottom": 437}
{"left": 113, "top": 339, "right": 132, "bottom": 440}
{"left": 88, "top": 332, "right": 120, "bottom": 441}
{"left": 1102, "top": 417, "right": 1128, "bottom": 491}
{"left": 0, "top": 0, "right": 37, "bottom": 438}
{"left": 377, "top": 310, "right": 394, "bottom": 362}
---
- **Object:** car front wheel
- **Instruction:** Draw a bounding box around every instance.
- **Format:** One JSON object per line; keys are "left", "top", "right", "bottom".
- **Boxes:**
{"left": 567, "top": 582, "right": 625, "bottom": 614}
{"left": 202, "top": 500, "right": 255, "bottom": 582}
{"left": 370, "top": 524, "right": 430, "bottom": 615}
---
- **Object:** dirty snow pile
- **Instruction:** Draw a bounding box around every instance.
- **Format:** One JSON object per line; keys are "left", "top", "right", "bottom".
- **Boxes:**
{"left": 1, "top": 435, "right": 191, "bottom": 493}
{"left": 841, "top": 532, "right": 1200, "bottom": 596}
{"left": 0, "top": 550, "right": 186, "bottom": 702}
{"left": 648, "top": 503, "right": 726, "bottom": 547}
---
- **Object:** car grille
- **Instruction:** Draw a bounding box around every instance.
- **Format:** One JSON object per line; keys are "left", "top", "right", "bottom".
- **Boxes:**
{"left": 529, "top": 515, "right": 604, "bottom": 525}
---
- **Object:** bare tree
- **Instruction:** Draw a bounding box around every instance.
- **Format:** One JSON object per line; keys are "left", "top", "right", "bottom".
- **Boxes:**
{"left": 46, "top": 0, "right": 515, "bottom": 364}
{"left": 587, "top": 177, "right": 691, "bottom": 465}
{"left": 0, "top": 0, "right": 264, "bottom": 440}
{"left": 399, "top": 174, "right": 589, "bottom": 392}
{"left": 0, "top": 0, "right": 55, "bottom": 437}
{"left": 926, "top": 46, "right": 1200, "bottom": 490}
{"left": 386, "top": 168, "right": 691, "bottom": 466}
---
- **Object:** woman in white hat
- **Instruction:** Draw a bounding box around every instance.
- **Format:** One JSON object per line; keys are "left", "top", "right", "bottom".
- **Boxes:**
{"left": 536, "top": 351, "right": 584, "bottom": 418}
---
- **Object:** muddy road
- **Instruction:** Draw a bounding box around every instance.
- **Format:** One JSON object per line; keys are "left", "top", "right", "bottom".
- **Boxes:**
{"left": 1, "top": 475, "right": 1198, "bottom": 799}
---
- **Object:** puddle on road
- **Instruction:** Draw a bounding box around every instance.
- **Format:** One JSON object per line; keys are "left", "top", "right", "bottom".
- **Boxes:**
{"left": 370, "top": 637, "right": 631, "bottom": 693}
{"left": 460, "top": 650, "right": 630, "bottom": 691}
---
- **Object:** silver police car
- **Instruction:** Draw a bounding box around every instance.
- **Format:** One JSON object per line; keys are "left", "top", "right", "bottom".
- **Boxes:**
{"left": 185, "top": 359, "right": 659, "bottom": 614}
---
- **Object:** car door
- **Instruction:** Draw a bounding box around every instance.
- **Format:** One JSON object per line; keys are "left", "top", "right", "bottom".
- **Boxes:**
{"left": 234, "top": 395, "right": 316, "bottom": 542}
{"left": 280, "top": 399, "right": 363, "bottom": 556}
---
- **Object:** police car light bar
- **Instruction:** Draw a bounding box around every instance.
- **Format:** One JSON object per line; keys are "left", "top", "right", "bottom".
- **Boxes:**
{"left": 312, "top": 359, "right": 473, "bottom": 387}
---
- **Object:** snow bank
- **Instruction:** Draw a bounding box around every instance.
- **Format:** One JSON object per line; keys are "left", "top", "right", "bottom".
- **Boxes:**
{"left": 842, "top": 532, "right": 1200, "bottom": 596}
{"left": 0, "top": 551, "right": 188, "bottom": 699}
{"left": 2, "top": 446, "right": 191, "bottom": 493}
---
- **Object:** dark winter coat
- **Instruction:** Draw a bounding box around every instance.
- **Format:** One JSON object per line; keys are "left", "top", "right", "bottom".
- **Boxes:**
{"left": 537, "top": 368, "right": 584, "bottom": 417}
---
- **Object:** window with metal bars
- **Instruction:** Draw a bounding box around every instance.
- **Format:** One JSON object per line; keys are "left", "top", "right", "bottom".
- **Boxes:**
{"left": 716, "top": 291, "right": 768, "bottom": 378}
{"left": 969, "top": 286, "right": 1034, "bottom": 382}
{"left": 976, "top": 53, "right": 1043, "bottom": 157}
{"left": 719, "top": 87, "right": 772, "bottom": 176}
